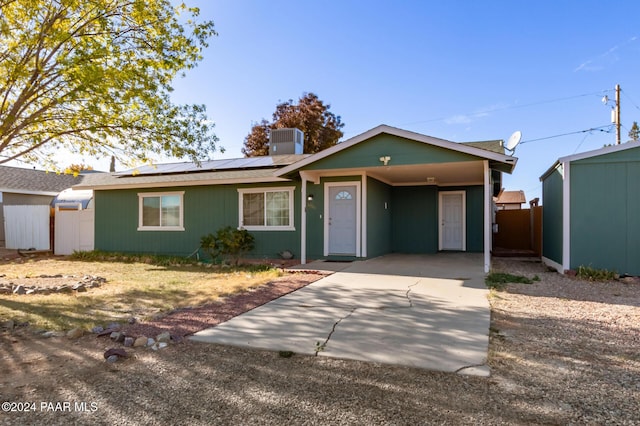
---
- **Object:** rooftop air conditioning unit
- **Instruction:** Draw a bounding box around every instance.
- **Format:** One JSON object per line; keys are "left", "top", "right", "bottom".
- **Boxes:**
{"left": 269, "top": 128, "right": 304, "bottom": 155}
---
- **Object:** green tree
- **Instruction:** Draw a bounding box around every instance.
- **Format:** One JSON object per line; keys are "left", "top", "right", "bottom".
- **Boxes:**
{"left": 0, "top": 0, "right": 218, "bottom": 168}
{"left": 242, "top": 93, "right": 344, "bottom": 157}
{"left": 629, "top": 121, "right": 640, "bottom": 141}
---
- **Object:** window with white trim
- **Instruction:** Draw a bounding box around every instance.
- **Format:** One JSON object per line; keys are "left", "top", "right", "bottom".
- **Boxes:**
{"left": 238, "top": 187, "right": 294, "bottom": 230}
{"left": 138, "top": 191, "right": 185, "bottom": 231}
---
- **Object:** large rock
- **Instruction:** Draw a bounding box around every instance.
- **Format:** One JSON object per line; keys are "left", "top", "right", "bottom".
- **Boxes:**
{"left": 67, "top": 327, "right": 84, "bottom": 339}
{"left": 103, "top": 348, "right": 128, "bottom": 361}
{"left": 72, "top": 283, "right": 87, "bottom": 292}
{"left": 110, "top": 331, "right": 125, "bottom": 342}
{"left": 133, "top": 336, "right": 148, "bottom": 347}
{"left": 12, "top": 285, "right": 26, "bottom": 295}
{"left": 123, "top": 337, "right": 134, "bottom": 347}
{"left": 156, "top": 332, "right": 171, "bottom": 343}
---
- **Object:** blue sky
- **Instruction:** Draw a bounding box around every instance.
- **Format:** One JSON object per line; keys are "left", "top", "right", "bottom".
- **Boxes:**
{"left": 60, "top": 1, "right": 640, "bottom": 202}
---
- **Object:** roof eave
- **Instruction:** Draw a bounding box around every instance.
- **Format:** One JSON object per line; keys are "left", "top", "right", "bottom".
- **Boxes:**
{"left": 0, "top": 188, "right": 59, "bottom": 196}
{"left": 73, "top": 176, "right": 291, "bottom": 191}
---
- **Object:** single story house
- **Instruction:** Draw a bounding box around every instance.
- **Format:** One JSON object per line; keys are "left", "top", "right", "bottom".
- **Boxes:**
{"left": 0, "top": 165, "right": 83, "bottom": 249}
{"left": 540, "top": 141, "right": 640, "bottom": 276}
{"left": 75, "top": 125, "right": 518, "bottom": 272}
{"left": 494, "top": 189, "right": 526, "bottom": 210}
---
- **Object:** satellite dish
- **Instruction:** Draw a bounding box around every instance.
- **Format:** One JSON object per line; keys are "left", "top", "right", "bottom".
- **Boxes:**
{"left": 505, "top": 130, "right": 522, "bottom": 154}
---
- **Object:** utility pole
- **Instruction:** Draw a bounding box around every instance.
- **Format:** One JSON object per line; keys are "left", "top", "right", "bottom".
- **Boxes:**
{"left": 616, "top": 84, "right": 621, "bottom": 145}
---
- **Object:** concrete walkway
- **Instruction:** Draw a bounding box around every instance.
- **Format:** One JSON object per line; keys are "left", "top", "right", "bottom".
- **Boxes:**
{"left": 190, "top": 253, "right": 490, "bottom": 376}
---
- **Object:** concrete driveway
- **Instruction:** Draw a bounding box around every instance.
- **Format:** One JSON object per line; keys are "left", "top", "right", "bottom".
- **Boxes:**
{"left": 190, "top": 253, "right": 490, "bottom": 376}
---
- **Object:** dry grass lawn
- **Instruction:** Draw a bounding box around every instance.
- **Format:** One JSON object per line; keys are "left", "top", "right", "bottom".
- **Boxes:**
{"left": 0, "top": 255, "right": 282, "bottom": 331}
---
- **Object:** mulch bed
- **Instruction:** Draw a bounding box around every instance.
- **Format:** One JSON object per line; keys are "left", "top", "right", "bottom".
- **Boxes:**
{"left": 122, "top": 272, "right": 325, "bottom": 341}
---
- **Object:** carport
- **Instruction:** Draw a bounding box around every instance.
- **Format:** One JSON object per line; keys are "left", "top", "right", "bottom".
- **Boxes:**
{"left": 191, "top": 253, "right": 490, "bottom": 376}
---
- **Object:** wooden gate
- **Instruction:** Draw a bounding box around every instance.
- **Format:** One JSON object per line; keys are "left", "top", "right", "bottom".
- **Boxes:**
{"left": 493, "top": 207, "right": 542, "bottom": 256}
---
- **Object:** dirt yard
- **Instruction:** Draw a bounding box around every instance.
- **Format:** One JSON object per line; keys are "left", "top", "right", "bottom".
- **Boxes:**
{"left": 1, "top": 257, "right": 638, "bottom": 425}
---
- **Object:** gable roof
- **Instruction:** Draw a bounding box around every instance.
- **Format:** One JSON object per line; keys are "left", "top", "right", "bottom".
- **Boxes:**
{"left": 0, "top": 165, "right": 84, "bottom": 196}
{"left": 494, "top": 189, "right": 526, "bottom": 205}
{"left": 540, "top": 140, "right": 640, "bottom": 181}
{"left": 276, "top": 124, "right": 517, "bottom": 176}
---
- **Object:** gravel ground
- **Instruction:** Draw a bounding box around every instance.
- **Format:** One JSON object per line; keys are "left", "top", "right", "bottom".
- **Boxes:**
{"left": 1, "top": 257, "right": 638, "bottom": 425}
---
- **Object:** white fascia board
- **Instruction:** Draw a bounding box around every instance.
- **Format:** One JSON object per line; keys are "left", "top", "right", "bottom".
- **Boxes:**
{"left": 276, "top": 124, "right": 517, "bottom": 176}
{"left": 558, "top": 140, "right": 640, "bottom": 163}
{"left": 73, "top": 176, "right": 291, "bottom": 191}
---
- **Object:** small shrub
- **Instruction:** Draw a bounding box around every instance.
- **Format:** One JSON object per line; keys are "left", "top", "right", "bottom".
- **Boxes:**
{"left": 200, "top": 226, "right": 255, "bottom": 265}
{"left": 576, "top": 265, "right": 617, "bottom": 282}
{"left": 485, "top": 272, "right": 534, "bottom": 290}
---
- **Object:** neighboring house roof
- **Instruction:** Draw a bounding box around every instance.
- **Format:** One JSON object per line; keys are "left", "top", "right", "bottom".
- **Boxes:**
{"left": 75, "top": 155, "right": 308, "bottom": 190}
{"left": 276, "top": 125, "right": 517, "bottom": 176}
{"left": 0, "top": 165, "right": 84, "bottom": 196}
{"left": 494, "top": 189, "right": 526, "bottom": 205}
{"left": 540, "top": 141, "right": 640, "bottom": 181}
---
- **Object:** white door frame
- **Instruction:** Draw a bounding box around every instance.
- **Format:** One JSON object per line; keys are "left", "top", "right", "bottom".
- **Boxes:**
{"left": 324, "top": 181, "right": 361, "bottom": 256}
{"left": 438, "top": 190, "right": 466, "bottom": 251}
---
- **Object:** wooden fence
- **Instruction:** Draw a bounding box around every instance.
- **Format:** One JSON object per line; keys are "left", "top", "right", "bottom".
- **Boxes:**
{"left": 493, "top": 206, "right": 542, "bottom": 256}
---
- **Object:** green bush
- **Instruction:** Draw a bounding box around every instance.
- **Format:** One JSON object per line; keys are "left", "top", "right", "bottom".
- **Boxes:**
{"left": 576, "top": 265, "right": 617, "bottom": 281}
{"left": 485, "top": 272, "right": 534, "bottom": 290}
{"left": 200, "top": 226, "right": 255, "bottom": 265}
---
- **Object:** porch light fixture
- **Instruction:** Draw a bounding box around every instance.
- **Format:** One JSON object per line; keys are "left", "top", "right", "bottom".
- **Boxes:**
{"left": 379, "top": 156, "right": 391, "bottom": 166}
{"left": 307, "top": 194, "right": 314, "bottom": 201}
{"left": 426, "top": 177, "right": 436, "bottom": 184}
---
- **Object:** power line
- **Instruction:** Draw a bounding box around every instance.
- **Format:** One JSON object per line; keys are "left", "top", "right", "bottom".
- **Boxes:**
{"left": 621, "top": 89, "right": 640, "bottom": 112}
{"left": 520, "top": 125, "right": 613, "bottom": 144}
{"left": 399, "top": 89, "right": 613, "bottom": 127}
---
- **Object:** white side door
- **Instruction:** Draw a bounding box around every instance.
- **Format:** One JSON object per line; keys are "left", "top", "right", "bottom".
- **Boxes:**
{"left": 439, "top": 191, "right": 466, "bottom": 251}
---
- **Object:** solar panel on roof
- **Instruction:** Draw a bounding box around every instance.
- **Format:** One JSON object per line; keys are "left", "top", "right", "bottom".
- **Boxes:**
{"left": 114, "top": 155, "right": 299, "bottom": 177}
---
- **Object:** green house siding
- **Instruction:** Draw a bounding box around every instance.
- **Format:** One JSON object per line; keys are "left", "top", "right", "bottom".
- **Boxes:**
{"left": 304, "top": 134, "right": 480, "bottom": 171}
{"left": 305, "top": 181, "right": 324, "bottom": 260}
{"left": 94, "top": 183, "right": 301, "bottom": 259}
{"left": 389, "top": 185, "right": 483, "bottom": 254}
{"left": 366, "top": 177, "right": 392, "bottom": 257}
{"left": 391, "top": 186, "right": 438, "bottom": 253}
{"left": 570, "top": 156, "right": 640, "bottom": 275}
{"left": 461, "top": 186, "right": 484, "bottom": 252}
{"left": 542, "top": 168, "right": 563, "bottom": 265}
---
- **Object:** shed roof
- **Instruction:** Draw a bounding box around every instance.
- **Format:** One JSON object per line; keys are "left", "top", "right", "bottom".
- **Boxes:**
{"left": 0, "top": 165, "right": 84, "bottom": 196}
{"left": 539, "top": 140, "right": 640, "bottom": 181}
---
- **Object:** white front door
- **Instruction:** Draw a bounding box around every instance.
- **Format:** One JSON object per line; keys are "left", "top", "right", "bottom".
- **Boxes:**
{"left": 439, "top": 191, "right": 466, "bottom": 251}
{"left": 326, "top": 184, "right": 358, "bottom": 255}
